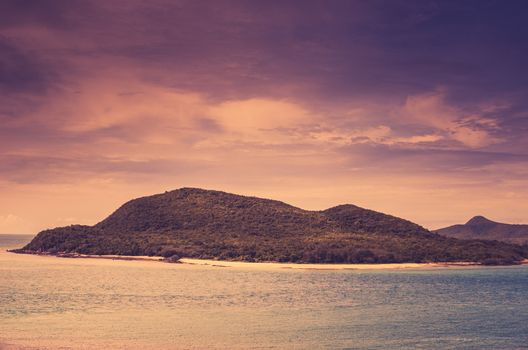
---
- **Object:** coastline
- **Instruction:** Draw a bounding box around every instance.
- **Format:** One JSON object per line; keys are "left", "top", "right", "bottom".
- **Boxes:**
{"left": 180, "top": 258, "right": 486, "bottom": 270}
{"left": 7, "top": 250, "right": 528, "bottom": 270}
{"left": 6, "top": 250, "right": 164, "bottom": 262}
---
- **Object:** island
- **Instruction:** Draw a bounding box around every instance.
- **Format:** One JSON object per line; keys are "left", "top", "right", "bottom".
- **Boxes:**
{"left": 14, "top": 188, "right": 528, "bottom": 265}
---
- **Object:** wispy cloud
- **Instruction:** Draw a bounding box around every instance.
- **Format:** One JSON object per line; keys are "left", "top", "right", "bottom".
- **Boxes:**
{"left": 401, "top": 90, "right": 502, "bottom": 148}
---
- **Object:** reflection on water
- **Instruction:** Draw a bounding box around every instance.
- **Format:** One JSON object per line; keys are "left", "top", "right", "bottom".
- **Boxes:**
{"left": 1, "top": 234, "right": 528, "bottom": 349}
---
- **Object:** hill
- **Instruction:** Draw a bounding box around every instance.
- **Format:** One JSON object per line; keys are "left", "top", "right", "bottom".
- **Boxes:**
{"left": 434, "top": 216, "right": 528, "bottom": 245}
{"left": 16, "top": 188, "right": 528, "bottom": 264}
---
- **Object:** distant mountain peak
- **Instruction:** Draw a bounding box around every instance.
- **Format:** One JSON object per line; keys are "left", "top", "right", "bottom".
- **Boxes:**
{"left": 466, "top": 216, "right": 495, "bottom": 226}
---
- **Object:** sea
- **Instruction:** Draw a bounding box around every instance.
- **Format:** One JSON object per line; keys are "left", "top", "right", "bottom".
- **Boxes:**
{"left": 1, "top": 233, "right": 527, "bottom": 350}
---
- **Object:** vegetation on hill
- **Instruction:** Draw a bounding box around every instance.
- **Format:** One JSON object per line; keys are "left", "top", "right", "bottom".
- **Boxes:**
{"left": 17, "top": 188, "right": 528, "bottom": 264}
{"left": 434, "top": 216, "right": 528, "bottom": 245}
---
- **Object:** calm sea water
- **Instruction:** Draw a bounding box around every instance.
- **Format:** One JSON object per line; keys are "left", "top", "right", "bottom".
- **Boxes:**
{"left": 1, "top": 233, "right": 527, "bottom": 350}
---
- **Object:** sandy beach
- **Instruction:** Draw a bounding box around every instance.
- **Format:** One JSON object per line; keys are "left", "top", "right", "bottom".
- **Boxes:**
{"left": 8, "top": 250, "right": 528, "bottom": 270}
{"left": 179, "top": 258, "right": 486, "bottom": 270}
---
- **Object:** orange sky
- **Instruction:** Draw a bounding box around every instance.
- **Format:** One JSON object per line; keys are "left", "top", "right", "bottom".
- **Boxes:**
{"left": 1, "top": 1, "right": 528, "bottom": 233}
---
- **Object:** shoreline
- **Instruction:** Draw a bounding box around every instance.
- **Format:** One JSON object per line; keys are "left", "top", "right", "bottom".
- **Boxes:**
{"left": 7, "top": 250, "right": 528, "bottom": 270}
{"left": 6, "top": 250, "right": 165, "bottom": 262}
{"left": 178, "top": 258, "right": 515, "bottom": 270}
{"left": 194, "top": 257, "right": 528, "bottom": 270}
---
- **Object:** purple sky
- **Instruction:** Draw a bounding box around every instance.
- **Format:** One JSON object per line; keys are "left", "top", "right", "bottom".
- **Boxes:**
{"left": 1, "top": 0, "right": 528, "bottom": 233}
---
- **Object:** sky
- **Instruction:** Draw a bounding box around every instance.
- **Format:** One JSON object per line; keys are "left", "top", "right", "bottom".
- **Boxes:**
{"left": 1, "top": 0, "right": 528, "bottom": 234}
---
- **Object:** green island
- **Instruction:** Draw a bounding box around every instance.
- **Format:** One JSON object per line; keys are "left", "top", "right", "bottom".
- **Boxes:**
{"left": 15, "top": 188, "right": 528, "bottom": 265}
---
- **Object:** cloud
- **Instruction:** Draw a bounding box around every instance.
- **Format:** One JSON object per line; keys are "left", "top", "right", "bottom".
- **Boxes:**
{"left": 0, "top": 213, "right": 33, "bottom": 233}
{"left": 210, "top": 98, "right": 308, "bottom": 131}
{"left": 0, "top": 0, "right": 527, "bottom": 231}
{"left": 401, "top": 91, "right": 502, "bottom": 148}
{"left": 392, "top": 133, "right": 443, "bottom": 144}
{"left": 0, "top": 38, "right": 57, "bottom": 94}
{"left": 0, "top": 0, "right": 86, "bottom": 30}
{"left": 337, "top": 142, "right": 528, "bottom": 175}
{"left": 0, "top": 153, "right": 212, "bottom": 185}
{"left": 0, "top": 67, "right": 515, "bottom": 190}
